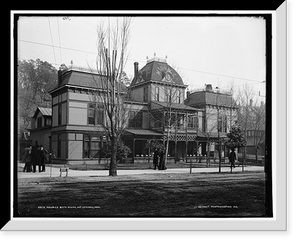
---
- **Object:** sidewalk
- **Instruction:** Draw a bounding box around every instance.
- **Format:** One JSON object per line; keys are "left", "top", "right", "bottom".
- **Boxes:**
{"left": 17, "top": 163, "right": 264, "bottom": 179}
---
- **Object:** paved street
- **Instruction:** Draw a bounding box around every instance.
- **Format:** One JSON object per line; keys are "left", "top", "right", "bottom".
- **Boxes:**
{"left": 18, "top": 163, "right": 264, "bottom": 179}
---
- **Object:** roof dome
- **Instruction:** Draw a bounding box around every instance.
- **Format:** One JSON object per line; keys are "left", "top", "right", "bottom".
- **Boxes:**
{"left": 130, "top": 58, "right": 185, "bottom": 87}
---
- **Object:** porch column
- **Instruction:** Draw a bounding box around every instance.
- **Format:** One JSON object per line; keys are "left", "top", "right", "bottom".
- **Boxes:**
{"left": 185, "top": 111, "right": 188, "bottom": 163}
{"left": 175, "top": 112, "right": 178, "bottom": 163}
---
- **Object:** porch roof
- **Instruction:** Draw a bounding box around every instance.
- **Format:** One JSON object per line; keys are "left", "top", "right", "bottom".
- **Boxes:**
{"left": 124, "top": 129, "right": 163, "bottom": 137}
{"left": 196, "top": 131, "right": 228, "bottom": 140}
{"left": 151, "top": 101, "right": 199, "bottom": 112}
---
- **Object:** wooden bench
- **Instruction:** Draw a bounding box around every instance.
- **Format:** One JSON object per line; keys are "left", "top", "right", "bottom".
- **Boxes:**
{"left": 59, "top": 167, "right": 69, "bottom": 177}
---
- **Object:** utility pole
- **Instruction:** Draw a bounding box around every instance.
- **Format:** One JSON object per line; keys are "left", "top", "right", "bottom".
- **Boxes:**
{"left": 216, "top": 87, "right": 222, "bottom": 173}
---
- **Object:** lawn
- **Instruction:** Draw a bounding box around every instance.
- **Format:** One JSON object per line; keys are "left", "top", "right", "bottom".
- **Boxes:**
{"left": 17, "top": 171, "right": 266, "bottom": 217}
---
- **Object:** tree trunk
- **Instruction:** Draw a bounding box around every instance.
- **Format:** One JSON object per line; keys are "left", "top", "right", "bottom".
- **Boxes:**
{"left": 109, "top": 137, "right": 118, "bottom": 176}
{"left": 242, "top": 147, "right": 246, "bottom": 172}
{"left": 207, "top": 141, "right": 211, "bottom": 167}
{"left": 218, "top": 141, "right": 222, "bottom": 173}
{"left": 255, "top": 147, "right": 258, "bottom": 165}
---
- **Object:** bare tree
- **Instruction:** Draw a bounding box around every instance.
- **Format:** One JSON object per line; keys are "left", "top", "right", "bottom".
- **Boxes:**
{"left": 94, "top": 17, "right": 132, "bottom": 176}
{"left": 202, "top": 105, "right": 219, "bottom": 167}
{"left": 197, "top": 86, "right": 238, "bottom": 171}
{"left": 148, "top": 82, "right": 200, "bottom": 169}
{"left": 249, "top": 100, "right": 266, "bottom": 164}
{"left": 236, "top": 84, "right": 255, "bottom": 170}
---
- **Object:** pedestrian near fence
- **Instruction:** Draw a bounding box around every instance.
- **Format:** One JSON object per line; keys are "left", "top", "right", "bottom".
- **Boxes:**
{"left": 153, "top": 149, "right": 159, "bottom": 170}
{"left": 158, "top": 150, "right": 166, "bottom": 170}
{"left": 22, "top": 145, "right": 32, "bottom": 172}
{"left": 229, "top": 149, "right": 237, "bottom": 169}
{"left": 38, "top": 145, "right": 47, "bottom": 172}
{"left": 31, "top": 142, "right": 39, "bottom": 173}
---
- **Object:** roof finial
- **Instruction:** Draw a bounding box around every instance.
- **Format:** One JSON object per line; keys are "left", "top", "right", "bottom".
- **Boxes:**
{"left": 154, "top": 52, "right": 156, "bottom": 57}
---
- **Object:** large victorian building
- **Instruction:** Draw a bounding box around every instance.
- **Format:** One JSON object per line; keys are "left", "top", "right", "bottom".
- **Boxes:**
{"left": 44, "top": 57, "right": 237, "bottom": 164}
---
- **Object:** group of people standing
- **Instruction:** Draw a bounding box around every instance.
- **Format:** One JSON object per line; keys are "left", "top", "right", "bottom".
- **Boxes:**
{"left": 152, "top": 149, "right": 167, "bottom": 170}
{"left": 22, "top": 143, "right": 47, "bottom": 173}
{"left": 152, "top": 148, "right": 237, "bottom": 170}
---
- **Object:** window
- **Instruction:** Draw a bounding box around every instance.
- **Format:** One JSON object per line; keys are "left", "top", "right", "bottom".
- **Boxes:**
{"left": 188, "top": 115, "right": 198, "bottom": 128}
{"left": 223, "top": 115, "right": 228, "bottom": 133}
{"left": 91, "top": 136, "right": 101, "bottom": 158}
{"left": 83, "top": 134, "right": 101, "bottom": 158}
{"left": 155, "top": 87, "right": 160, "bottom": 101}
{"left": 37, "top": 117, "right": 42, "bottom": 128}
{"left": 176, "top": 113, "right": 185, "bottom": 129}
{"left": 97, "top": 109, "right": 104, "bottom": 125}
{"left": 167, "top": 89, "right": 172, "bottom": 103}
{"left": 164, "top": 89, "right": 172, "bottom": 103}
{"left": 177, "top": 90, "right": 181, "bottom": 103}
{"left": 45, "top": 117, "right": 51, "bottom": 126}
{"left": 165, "top": 112, "right": 176, "bottom": 127}
{"left": 88, "top": 104, "right": 95, "bottom": 125}
{"left": 143, "top": 86, "right": 148, "bottom": 102}
{"left": 88, "top": 103, "right": 104, "bottom": 125}
{"left": 58, "top": 104, "right": 62, "bottom": 125}
{"left": 153, "top": 112, "right": 162, "bottom": 128}
{"left": 218, "top": 117, "right": 222, "bottom": 132}
{"left": 57, "top": 134, "right": 61, "bottom": 158}
{"left": 129, "top": 111, "right": 143, "bottom": 128}
{"left": 83, "top": 134, "right": 90, "bottom": 158}
{"left": 218, "top": 115, "right": 228, "bottom": 133}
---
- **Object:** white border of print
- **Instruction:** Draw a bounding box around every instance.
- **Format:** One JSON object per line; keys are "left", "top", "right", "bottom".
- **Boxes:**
{"left": 1, "top": 4, "right": 287, "bottom": 231}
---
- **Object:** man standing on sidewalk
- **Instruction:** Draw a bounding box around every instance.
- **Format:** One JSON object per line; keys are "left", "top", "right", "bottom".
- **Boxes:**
{"left": 153, "top": 149, "right": 159, "bottom": 170}
{"left": 38, "top": 145, "right": 47, "bottom": 172}
{"left": 229, "top": 149, "right": 236, "bottom": 170}
{"left": 31, "top": 142, "right": 38, "bottom": 173}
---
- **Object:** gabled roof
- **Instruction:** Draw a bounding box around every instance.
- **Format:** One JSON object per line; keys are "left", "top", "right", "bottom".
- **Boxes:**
{"left": 32, "top": 107, "right": 52, "bottom": 118}
{"left": 130, "top": 60, "right": 185, "bottom": 87}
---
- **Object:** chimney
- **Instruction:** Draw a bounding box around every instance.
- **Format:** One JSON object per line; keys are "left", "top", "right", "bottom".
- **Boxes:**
{"left": 250, "top": 99, "right": 253, "bottom": 107}
{"left": 186, "top": 91, "right": 190, "bottom": 99}
{"left": 58, "top": 70, "right": 63, "bottom": 86}
{"left": 134, "top": 62, "right": 139, "bottom": 77}
{"left": 205, "top": 84, "right": 213, "bottom": 92}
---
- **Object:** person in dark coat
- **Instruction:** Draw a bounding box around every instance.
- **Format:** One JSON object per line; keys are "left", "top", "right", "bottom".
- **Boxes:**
{"left": 158, "top": 150, "right": 166, "bottom": 170}
{"left": 229, "top": 149, "right": 237, "bottom": 169}
{"left": 22, "top": 145, "right": 32, "bottom": 172}
{"left": 153, "top": 149, "right": 159, "bottom": 170}
{"left": 31, "top": 142, "right": 38, "bottom": 173}
{"left": 38, "top": 145, "right": 46, "bottom": 172}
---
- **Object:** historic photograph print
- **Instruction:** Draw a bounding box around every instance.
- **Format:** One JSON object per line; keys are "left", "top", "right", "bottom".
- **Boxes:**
{"left": 15, "top": 14, "right": 272, "bottom": 218}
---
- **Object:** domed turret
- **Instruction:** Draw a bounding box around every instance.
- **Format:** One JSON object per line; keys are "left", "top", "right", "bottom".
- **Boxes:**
{"left": 130, "top": 57, "right": 185, "bottom": 87}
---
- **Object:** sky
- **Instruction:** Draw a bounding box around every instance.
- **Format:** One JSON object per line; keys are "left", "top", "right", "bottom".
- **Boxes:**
{"left": 17, "top": 15, "right": 266, "bottom": 101}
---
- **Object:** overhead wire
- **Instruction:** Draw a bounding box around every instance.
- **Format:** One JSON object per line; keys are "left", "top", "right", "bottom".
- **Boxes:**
{"left": 47, "top": 18, "right": 57, "bottom": 64}
{"left": 56, "top": 17, "right": 63, "bottom": 64}
{"left": 18, "top": 38, "right": 265, "bottom": 88}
